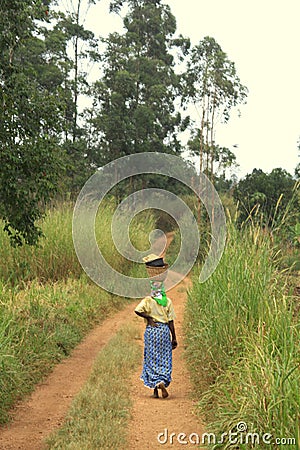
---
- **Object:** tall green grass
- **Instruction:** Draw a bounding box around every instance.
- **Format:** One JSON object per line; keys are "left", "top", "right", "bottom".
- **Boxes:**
{"left": 0, "top": 201, "right": 156, "bottom": 285}
{"left": 0, "top": 204, "right": 79, "bottom": 284}
{"left": 185, "top": 225, "right": 299, "bottom": 448}
{"left": 0, "top": 201, "right": 155, "bottom": 424}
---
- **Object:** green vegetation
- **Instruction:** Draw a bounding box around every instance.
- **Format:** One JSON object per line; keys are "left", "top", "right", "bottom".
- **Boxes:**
{"left": 185, "top": 224, "right": 299, "bottom": 448}
{"left": 0, "top": 201, "right": 155, "bottom": 285}
{"left": 46, "top": 324, "right": 141, "bottom": 449}
{"left": 0, "top": 202, "right": 154, "bottom": 424}
{"left": 234, "top": 168, "right": 299, "bottom": 227}
{"left": 0, "top": 204, "right": 79, "bottom": 284}
{"left": 0, "top": 0, "right": 247, "bottom": 245}
{"left": 0, "top": 0, "right": 66, "bottom": 245}
{"left": 0, "top": 278, "right": 127, "bottom": 424}
{"left": 1, "top": 0, "right": 299, "bottom": 445}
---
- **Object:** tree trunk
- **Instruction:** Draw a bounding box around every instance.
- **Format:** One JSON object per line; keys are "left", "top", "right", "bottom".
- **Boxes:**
{"left": 210, "top": 89, "right": 217, "bottom": 225}
{"left": 198, "top": 96, "right": 206, "bottom": 224}
{"left": 205, "top": 94, "right": 210, "bottom": 177}
{"left": 73, "top": 0, "right": 81, "bottom": 143}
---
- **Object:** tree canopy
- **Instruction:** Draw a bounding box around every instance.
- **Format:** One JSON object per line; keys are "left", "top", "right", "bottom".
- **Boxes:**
{"left": 85, "top": 0, "right": 190, "bottom": 168}
{"left": 234, "top": 168, "right": 298, "bottom": 226}
{"left": 4, "top": 0, "right": 298, "bottom": 245}
{"left": 0, "top": 0, "right": 65, "bottom": 245}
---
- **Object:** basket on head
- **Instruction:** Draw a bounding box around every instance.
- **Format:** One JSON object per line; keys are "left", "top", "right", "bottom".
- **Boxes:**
{"left": 143, "top": 253, "right": 169, "bottom": 281}
{"left": 145, "top": 264, "right": 169, "bottom": 281}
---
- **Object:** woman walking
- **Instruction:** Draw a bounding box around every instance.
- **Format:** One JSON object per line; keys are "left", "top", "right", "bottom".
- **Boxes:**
{"left": 135, "top": 255, "right": 177, "bottom": 398}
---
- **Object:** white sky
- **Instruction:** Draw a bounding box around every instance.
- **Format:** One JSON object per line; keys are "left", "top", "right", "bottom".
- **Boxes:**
{"left": 78, "top": 0, "right": 300, "bottom": 178}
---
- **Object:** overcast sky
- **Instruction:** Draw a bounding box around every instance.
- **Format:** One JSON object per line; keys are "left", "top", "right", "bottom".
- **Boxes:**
{"left": 79, "top": 0, "right": 300, "bottom": 178}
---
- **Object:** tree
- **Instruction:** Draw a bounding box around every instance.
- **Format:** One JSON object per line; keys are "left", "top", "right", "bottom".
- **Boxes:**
{"left": 0, "top": 0, "right": 65, "bottom": 245}
{"left": 234, "top": 168, "right": 297, "bottom": 226}
{"left": 86, "top": 0, "right": 190, "bottom": 171}
{"left": 187, "top": 129, "right": 238, "bottom": 180}
{"left": 44, "top": 2, "right": 101, "bottom": 194}
{"left": 183, "top": 36, "right": 247, "bottom": 220}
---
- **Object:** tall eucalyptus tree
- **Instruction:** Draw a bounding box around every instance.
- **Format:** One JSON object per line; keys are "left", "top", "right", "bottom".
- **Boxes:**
{"left": 184, "top": 36, "right": 247, "bottom": 182}
{"left": 86, "top": 0, "right": 190, "bottom": 168}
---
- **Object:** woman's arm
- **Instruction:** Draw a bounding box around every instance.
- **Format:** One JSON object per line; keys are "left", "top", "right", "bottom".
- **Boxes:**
{"left": 135, "top": 310, "right": 157, "bottom": 327}
{"left": 168, "top": 320, "right": 177, "bottom": 349}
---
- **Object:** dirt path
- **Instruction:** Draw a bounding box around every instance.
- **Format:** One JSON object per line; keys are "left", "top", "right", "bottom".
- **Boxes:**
{"left": 128, "top": 278, "right": 204, "bottom": 449}
{"left": 0, "top": 303, "right": 137, "bottom": 450}
{"left": 0, "top": 234, "right": 204, "bottom": 449}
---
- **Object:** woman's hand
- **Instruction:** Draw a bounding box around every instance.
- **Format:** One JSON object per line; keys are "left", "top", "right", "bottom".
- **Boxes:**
{"left": 172, "top": 339, "right": 177, "bottom": 350}
{"left": 135, "top": 311, "right": 157, "bottom": 327}
{"left": 147, "top": 317, "right": 158, "bottom": 327}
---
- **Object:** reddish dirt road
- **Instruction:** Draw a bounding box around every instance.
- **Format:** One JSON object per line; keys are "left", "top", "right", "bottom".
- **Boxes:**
{"left": 0, "top": 233, "right": 204, "bottom": 449}
{"left": 0, "top": 304, "right": 136, "bottom": 450}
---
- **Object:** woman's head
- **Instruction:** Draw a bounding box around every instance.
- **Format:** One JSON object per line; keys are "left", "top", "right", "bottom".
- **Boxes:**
{"left": 150, "top": 280, "right": 164, "bottom": 297}
{"left": 150, "top": 280, "right": 167, "bottom": 306}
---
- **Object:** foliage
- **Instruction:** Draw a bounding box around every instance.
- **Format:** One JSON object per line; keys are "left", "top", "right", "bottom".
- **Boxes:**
{"left": 183, "top": 36, "right": 247, "bottom": 184}
{"left": 188, "top": 129, "right": 238, "bottom": 181}
{"left": 0, "top": 0, "right": 66, "bottom": 245}
{"left": 0, "top": 1, "right": 104, "bottom": 244}
{"left": 0, "top": 200, "right": 156, "bottom": 285}
{"left": 295, "top": 138, "right": 300, "bottom": 178}
{"left": 48, "top": 5, "right": 101, "bottom": 193}
{"left": 185, "top": 225, "right": 299, "bottom": 448}
{"left": 184, "top": 36, "right": 247, "bottom": 122}
{"left": 85, "top": 0, "right": 190, "bottom": 168}
{"left": 234, "top": 168, "right": 299, "bottom": 226}
{"left": 287, "top": 222, "right": 300, "bottom": 247}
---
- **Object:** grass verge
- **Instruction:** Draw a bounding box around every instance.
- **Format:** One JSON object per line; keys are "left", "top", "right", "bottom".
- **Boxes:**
{"left": 185, "top": 224, "right": 300, "bottom": 448}
{"left": 46, "top": 324, "right": 141, "bottom": 449}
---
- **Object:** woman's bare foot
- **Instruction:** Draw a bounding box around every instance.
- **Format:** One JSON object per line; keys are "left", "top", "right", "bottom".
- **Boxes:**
{"left": 157, "top": 382, "right": 169, "bottom": 398}
{"left": 152, "top": 387, "right": 159, "bottom": 398}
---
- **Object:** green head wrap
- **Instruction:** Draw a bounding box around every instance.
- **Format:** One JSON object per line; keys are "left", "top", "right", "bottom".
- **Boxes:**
{"left": 150, "top": 281, "right": 167, "bottom": 307}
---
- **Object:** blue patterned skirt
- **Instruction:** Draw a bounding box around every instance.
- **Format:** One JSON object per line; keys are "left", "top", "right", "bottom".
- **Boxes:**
{"left": 141, "top": 322, "right": 172, "bottom": 389}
